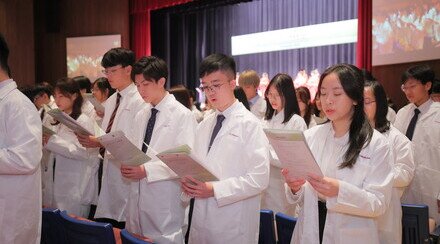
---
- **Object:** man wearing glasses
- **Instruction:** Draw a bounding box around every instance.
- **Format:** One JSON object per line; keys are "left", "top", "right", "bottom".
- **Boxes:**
{"left": 181, "top": 53, "right": 269, "bottom": 243}
{"left": 394, "top": 65, "right": 440, "bottom": 225}
{"left": 77, "top": 47, "right": 145, "bottom": 228}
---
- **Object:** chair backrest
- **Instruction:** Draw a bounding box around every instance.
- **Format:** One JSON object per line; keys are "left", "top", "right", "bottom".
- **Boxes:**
{"left": 60, "top": 211, "right": 116, "bottom": 244}
{"left": 120, "top": 229, "right": 153, "bottom": 244}
{"left": 41, "top": 208, "right": 67, "bottom": 244}
{"left": 258, "top": 209, "right": 276, "bottom": 244}
{"left": 402, "top": 204, "right": 430, "bottom": 244}
{"left": 275, "top": 212, "right": 297, "bottom": 244}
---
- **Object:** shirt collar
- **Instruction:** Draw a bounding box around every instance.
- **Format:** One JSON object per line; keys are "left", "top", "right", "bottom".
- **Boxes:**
{"left": 118, "top": 82, "right": 136, "bottom": 98}
{"left": 152, "top": 92, "right": 171, "bottom": 112}
{"left": 248, "top": 94, "right": 260, "bottom": 106}
{"left": 215, "top": 99, "right": 240, "bottom": 119}
{"left": 413, "top": 98, "right": 433, "bottom": 114}
{"left": 0, "top": 78, "right": 13, "bottom": 90}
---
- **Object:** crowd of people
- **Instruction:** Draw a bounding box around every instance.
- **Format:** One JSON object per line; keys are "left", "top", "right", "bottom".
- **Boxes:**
{"left": 1, "top": 31, "right": 440, "bottom": 243}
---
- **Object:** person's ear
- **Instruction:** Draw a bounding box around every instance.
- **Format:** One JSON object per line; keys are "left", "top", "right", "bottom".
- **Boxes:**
{"left": 158, "top": 77, "right": 166, "bottom": 88}
{"left": 125, "top": 65, "right": 132, "bottom": 75}
{"left": 425, "top": 81, "right": 432, "bottom": 92}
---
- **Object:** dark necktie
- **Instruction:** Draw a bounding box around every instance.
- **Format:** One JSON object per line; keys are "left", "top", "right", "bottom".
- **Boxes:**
{"left": 99, "top": 93, "right": 121, "bottom": 157}
{"left": 142, "top": 108, "right": 159, "bottom": 153}
{"left": 405, "top": 108, "right": 420, "bottom": 141}
{"left": 208, "top": 114, "right": 225, "bottom": 153}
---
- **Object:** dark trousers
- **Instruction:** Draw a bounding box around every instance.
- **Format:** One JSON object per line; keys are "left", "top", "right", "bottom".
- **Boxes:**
{"left": 318, "top": 201, "right": 327, "bottom": 244}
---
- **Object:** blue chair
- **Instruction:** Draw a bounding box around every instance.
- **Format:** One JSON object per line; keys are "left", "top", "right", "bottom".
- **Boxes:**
{"left": 402, "top": 204, "right": 430, "bottom": 244}
{"left": 120, "top": 229, "right": 154, "bottom": 244}
{"left": 275, "top": 212, "right": 297, "bottom": 244}
{"left": 41, "top": 208, "right": 67, "bottom": 244}
{"left": 259, "top": 209, "right": 276, "bottom": 244}
{"left": 59, "top": 210, "right": 116, "bottom": 244}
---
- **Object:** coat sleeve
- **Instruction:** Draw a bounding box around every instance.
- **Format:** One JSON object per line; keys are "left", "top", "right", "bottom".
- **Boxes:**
{"left": 44, "top": 116, "right": 94, "bottom": 161}
{"left": 284, "top": 183, "right": 305, "bottom": 204}
{"left": 326, "top": 139, "right": 394, "bottom": 218}
{"left": 0, "top": 99, "right": 42, "bottom": 175}
{"left": 145, "top": 112, "right": 198, "bottom": 182}
{"left": 212, "top": 122, "right": 270, "bottom": 207}
{"left": 391, "top": 131, "right": 415, "bottom": 188}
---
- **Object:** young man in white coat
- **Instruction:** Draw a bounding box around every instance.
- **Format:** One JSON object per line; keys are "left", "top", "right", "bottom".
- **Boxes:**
{"left": 120, "top": 56, "right": 197, "bottom": 243}
{"left": 181, "top": 54, "right": 270, "bottom": 244}
{"left": 0, "top": 33, "right": 42, "bottom": 243}
{"left": 77, "top": 48, "right": 145, "bottom": 228}
{"left": 394, "top": 65, "right": 440, "bottom": 223}
{"left": 238, "top": 70, "right": 267, "bottom": 119}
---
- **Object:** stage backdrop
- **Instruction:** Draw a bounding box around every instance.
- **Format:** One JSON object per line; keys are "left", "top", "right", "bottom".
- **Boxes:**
{"left": 151, "top": 0, "right": 357, "bottom": 90}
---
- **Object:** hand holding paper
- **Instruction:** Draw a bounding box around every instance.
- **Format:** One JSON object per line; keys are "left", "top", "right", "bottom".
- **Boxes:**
{"left": 181, "top": 176, "right": 214, "bottom": 198}
{"left": 47, "top": 108, "right": 94, "bottom": 135}
{"left": 264, "top": 129, "right": 323, "bottom": 180}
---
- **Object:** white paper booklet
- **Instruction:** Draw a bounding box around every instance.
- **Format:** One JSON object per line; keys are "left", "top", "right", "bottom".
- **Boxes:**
{"left": 47, "top": 108, "right": 94, "bottom": 135}
{"left": 264, "top": 129, "right": 323, "bottom": 179}
{"left": 156, "top": 144, "right": 219, "bottom": 182}
{"left": 97, "top": 131, "right": 151, "bottom": 166}
{"left": 83, "top": 93, "right": 105, "bottom": 113}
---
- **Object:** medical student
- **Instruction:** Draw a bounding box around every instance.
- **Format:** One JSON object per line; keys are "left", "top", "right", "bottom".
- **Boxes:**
{"left": 238, "top": 69, "right": 267, "bottom": 119}
{"left": 394, "top": 65, "right": 440, "bottom": 223}
{"left": 120, "top": 56, "right": 197, "bottom": 244}
{"left": 296, "top": 86, "right": 318, "bottom": 128}
{"left": 91, "top": 77, "right": 116, "bottom": 124}
{"left": 364, "top": 80, "right": 415, "bottom": 244}
{"left": 0, "top": 33, "right": 42, "bottom": 244}
{"left": 31, "top": 83, "right": 58, "bottom": 207}
{"left": 73, "top": 75, "right": 99, "bottom": 122}
{"left": 43, "top": 78, "right": 99, "bottom": 218}
{"left": 261, "top": 73, "right": 307, "bottom": 216}
{"left": 180, "top": 54, "right": 270, "bottom": 243}
{"left": 77, "top": 48, "right": 145, "bottom": 228}
{"left": 283, "top": 64, "right": 394, "bottom": 244}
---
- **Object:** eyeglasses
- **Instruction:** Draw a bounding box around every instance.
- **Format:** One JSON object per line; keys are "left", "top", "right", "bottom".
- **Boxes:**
{"left": 199, "top": 83, "right": 227, "bottom": 93}
{"left": 401, "top": 83, "right": 421, "bottom": 92}
{"left": 102, "top": 66, "right": 124, "bottom": 75}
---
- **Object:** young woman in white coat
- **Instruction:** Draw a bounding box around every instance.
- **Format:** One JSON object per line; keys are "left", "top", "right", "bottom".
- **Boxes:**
{"left": 43, "top": 78, "right": 99, "bottom": 218}
{"left": 121, "top": 56, "right": 197, "bottom": 244}
{"left": 261, "top": 74, "right": 307, "bottom": 216}
{"left": 283, "top": 64, "right": 394, "bottom": 244}
{"left": 364, "top": 80, "right": 415, "bottom": 244}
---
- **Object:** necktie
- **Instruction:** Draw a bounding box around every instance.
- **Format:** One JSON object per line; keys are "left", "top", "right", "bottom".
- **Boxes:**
{"left": 405, "top": 108, "right": 420, "bottom": 141}
{"left": 208, "top": 114, "right": 225, "bottom": 152}
{"left": 142, "top": 108, "right": 159, "bottom": 153}
{"left": 99, "top": 93, "right": 121, "bottom": 157}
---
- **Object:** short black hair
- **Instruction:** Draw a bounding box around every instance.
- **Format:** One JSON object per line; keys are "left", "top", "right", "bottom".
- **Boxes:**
{"left": 401, "top": 65, "right": 435, "bottom": 93}
{"left": 431, "top": 78, "right": 440, "bottom": 94}
{"left": 32, "top": 83, "right": 54, "bottom": 100}
{"left": 72, "top": 76, "right": 91, "bottom": 93}
{"left": 131, "top": 56, "right": 168, "bottom": 84}
{"left": 101, "top": 48, "right": 135, "bottom": 68}
{"left": 0, "top": 33, "right": 11, "bottom": 76}
{"left": 199, "top": 53, "right": 236, "bottom": 79}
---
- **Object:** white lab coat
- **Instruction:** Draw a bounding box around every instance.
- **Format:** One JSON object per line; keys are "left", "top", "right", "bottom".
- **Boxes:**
{"left": 250, "top": 95, "right": 267, "bottom": 120}
{"left": 95, "top": 83, "right": 146, "bottom": 221}
{"left": 394, "top": 99, "right": 440, "bottom": 223}
{"left": 285, "top": 122, "right": 394, "bottom": 244}
{"left": 187, "top": 101, "right": 270, "bottom": 244}
{"left": 41, "top": 99, "right": 58, "bottom": 207}
{"left": 45, "top": 114, "right": 100, "bottom": 217}
{"left": 82, "top": 99, "right": 100, "bottom": 122}
{"left": 262, "top": 112, "right": 307, "bottom": 216}
{"left": 125, "top": 93, "right": 197, "bottom": 244}
{"left": 0, "top": 79, "right": 42, "bottom": 244}
{"left": 386, "top": 107, "right": 397, "bottom": 124}
{"left": 376, "top": 125, "right": 414, "bottom": 244}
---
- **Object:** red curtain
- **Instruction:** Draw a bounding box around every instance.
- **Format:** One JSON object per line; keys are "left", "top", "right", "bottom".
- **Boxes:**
{"left": 130, "top": 0, "right": 194, "bottom": 59}
{"left": 356, "top": 0, "right": 372, "bottom": 71}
